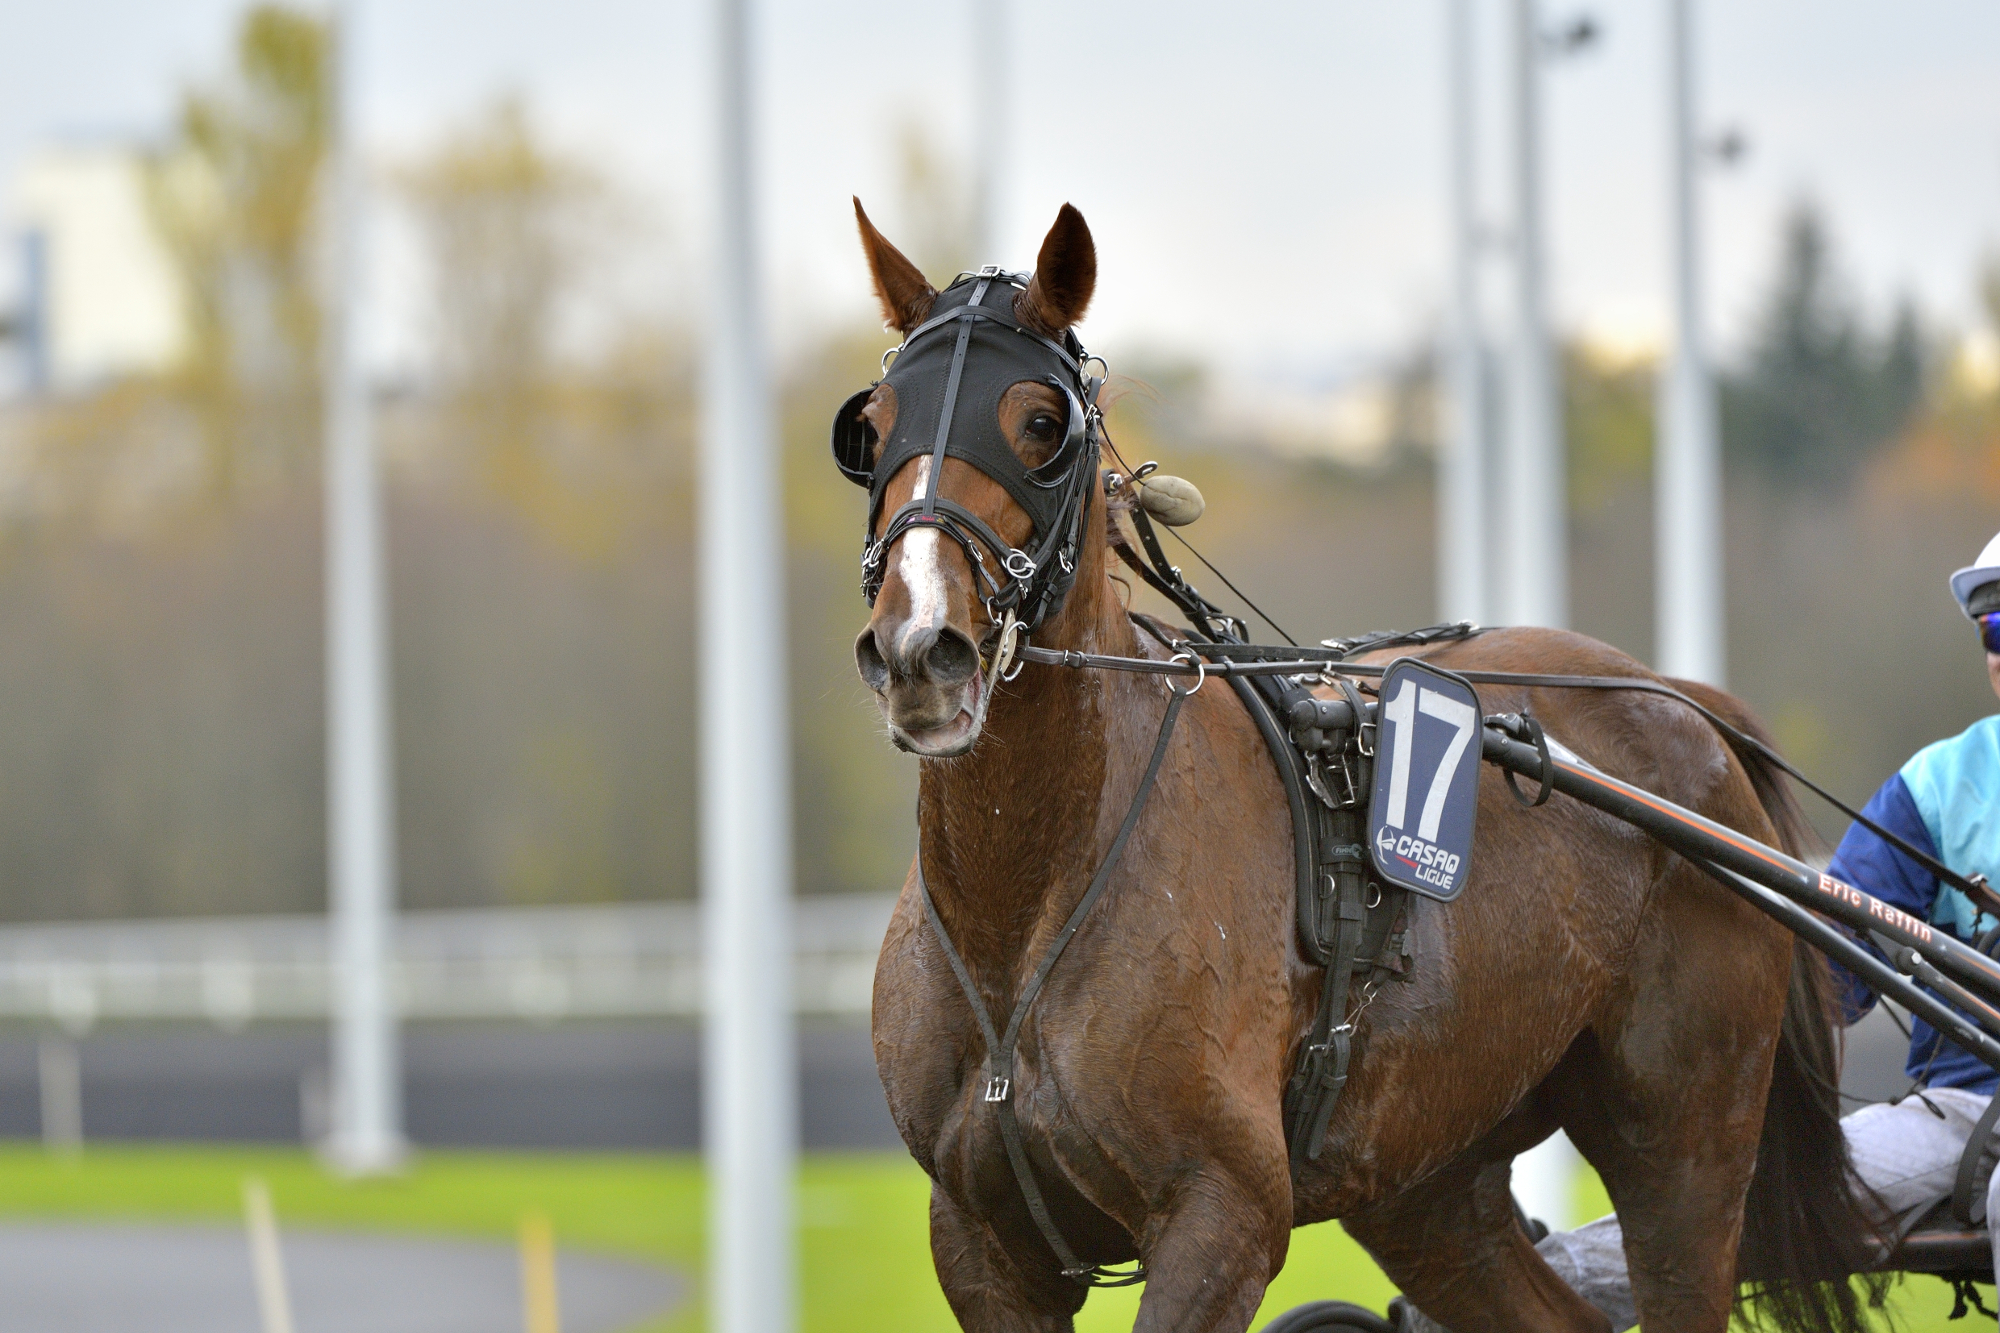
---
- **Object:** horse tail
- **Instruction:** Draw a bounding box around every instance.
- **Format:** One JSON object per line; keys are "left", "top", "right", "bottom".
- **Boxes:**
{"left": 1669, "top": 678, "right": 1890, "bottom": 1333}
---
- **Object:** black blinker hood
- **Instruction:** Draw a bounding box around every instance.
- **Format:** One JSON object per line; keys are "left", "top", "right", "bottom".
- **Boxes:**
{"left": 836, "top": 273, "right": 1087, "bottom": 535}
{"left": 830, "top": 268, "right": 1101, "bottom": 629}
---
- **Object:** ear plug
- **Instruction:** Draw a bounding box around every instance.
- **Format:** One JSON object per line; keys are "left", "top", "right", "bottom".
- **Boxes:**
{"left": 1134, "top": 475, "right": 1204, "bottom": 527}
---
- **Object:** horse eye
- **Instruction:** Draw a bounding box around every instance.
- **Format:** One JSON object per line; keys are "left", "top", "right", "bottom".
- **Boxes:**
{"left": 1024, "top": 414, "right": 1062, "bottom": 443}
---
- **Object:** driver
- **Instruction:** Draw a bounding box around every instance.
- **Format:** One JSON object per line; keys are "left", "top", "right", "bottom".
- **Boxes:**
{"left": 1396, "top": 529, "right": 2000, "bottom": 1333}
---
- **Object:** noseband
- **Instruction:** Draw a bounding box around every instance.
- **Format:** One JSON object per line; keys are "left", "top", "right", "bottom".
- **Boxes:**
{"left": 830, "top": 266, "right": 1105, "bottom": 636}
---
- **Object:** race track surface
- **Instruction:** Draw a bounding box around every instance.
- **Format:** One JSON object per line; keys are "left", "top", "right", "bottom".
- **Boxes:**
{"left": 0, "top": 1222, "right": 683, "bottom": 1333}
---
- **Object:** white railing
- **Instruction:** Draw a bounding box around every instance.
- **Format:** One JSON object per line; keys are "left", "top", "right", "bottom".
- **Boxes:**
{"left": 0, "top": 895, "right": 896, "bottom": 1032}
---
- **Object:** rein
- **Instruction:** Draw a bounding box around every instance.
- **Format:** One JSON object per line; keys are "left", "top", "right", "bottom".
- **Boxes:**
{"left": 1021, "top": 637, "right": 2000, "bottom": 923}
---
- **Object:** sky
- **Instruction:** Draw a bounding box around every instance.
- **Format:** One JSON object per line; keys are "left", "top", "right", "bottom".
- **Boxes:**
{"left": 3, "top": 0, "right": 1998, "bottom": 388}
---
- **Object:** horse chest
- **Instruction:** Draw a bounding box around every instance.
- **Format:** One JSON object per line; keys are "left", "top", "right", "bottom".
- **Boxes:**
{"left": 881, "top": 938, "right": 1138, "bottom": 1195}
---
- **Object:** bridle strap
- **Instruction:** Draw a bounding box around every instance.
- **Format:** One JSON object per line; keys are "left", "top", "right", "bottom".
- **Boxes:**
{"left": 856, "top": 273, "right": 1095, "bottom": 630}
{"left": 920, "top": 277, "right": 991, "bottom": 519}
{"left": 896, "top": 296, "right": 1086, "bottom": 383}
{"left": 915, "top": 678, "right": 1190, "bottom": 1288}
{"left": 871, "top": 466, "right": 1085, "bottom": 625}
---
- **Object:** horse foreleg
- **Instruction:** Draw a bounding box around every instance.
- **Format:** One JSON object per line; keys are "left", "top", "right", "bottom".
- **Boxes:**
{"left": 1343, "top": 1144, "right": 1609, "bottom": 1333}
{"left": 930, "top": 1183, "right": 1088, "bottom": 1332}
{"left": 1128, "top": 1163, "right": 1291, "bottom": 1333}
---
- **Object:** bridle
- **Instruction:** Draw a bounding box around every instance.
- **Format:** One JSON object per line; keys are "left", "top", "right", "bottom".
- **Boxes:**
{"left": 831, "top": 265, "right": 1106, "bottom": 652}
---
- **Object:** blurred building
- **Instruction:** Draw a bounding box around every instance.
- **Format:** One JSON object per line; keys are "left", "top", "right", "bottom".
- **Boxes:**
{"left": 8, "top": 141, "right": 184, "bottom": 393}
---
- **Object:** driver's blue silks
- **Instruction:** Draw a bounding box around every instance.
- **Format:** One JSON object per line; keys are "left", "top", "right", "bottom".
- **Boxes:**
{"left": 1831, "top": 713, "right": 2000, "bottom": 1095}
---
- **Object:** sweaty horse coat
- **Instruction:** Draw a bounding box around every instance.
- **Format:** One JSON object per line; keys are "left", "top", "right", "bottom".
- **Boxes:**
{"left": 849, "top": 199, "right": 1875, "bottom": 1333}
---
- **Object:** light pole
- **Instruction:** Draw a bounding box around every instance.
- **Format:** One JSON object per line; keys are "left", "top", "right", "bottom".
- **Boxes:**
{"left": 1500, "top": 0, "right": 1565, "bottom": 630}
{"left": 1439, "top": 0, "right": 1489, "bottom": 626}
{"left": 323, "top": 0, "right": 403, "bottom": 1176}
{"left": 970, "top": 0, "right": 1006, "bottom": 262}
{"left": 19, "top": 231, "right": 48, "bottom": 395}
{"left": 1656, "top": 0, "right": 1723, "bottom": 685}
{"left": 702, "top": 2, "right": 796, "bottom": 1331}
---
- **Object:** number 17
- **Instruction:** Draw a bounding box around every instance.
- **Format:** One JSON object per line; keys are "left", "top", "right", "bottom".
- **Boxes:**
{"left": 1382, "top": 679, "right": 1476, "bottom": 842}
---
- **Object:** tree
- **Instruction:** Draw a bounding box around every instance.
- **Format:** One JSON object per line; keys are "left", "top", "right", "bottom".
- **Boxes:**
{"left": 396, "top": 96, "right": 660, "bottom": 548}
{"left": 399, "top": 97, "right": 603, "bottom": 404}
{"left": 144, "top": 5, "right": 329, "bottom": 500}
{"left": 1721, "top": 201, "right": 1927, "bottom": 490}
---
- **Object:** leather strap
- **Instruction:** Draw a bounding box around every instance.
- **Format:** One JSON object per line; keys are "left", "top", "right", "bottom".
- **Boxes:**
{"left": 1951, "top": 1089, "right": 2000, "bottom": 1225}
{"left": 1286, "top": 810, "right": 1376, "bottom": 1165}
{"left": 1503, "top": 710, "right": 1556, "bottom": 809}
{"left": 915, "top": 682, "right": 1189, "bottom": 1287}
{"left": 897, "top": 291, "right": 1086, "bottom": 382}
{"left": 920, "top": 278, "right": 990, "bottom": 518}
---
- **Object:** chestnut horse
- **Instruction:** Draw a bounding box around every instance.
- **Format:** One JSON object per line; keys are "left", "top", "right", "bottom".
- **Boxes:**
{"left": 850, "top": 202, "right": 1875, "bottom": 1333}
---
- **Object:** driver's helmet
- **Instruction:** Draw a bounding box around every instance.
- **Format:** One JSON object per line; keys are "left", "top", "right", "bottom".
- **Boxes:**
{"left": 1951, "top": 530, "right": 2000, "bottom": 619}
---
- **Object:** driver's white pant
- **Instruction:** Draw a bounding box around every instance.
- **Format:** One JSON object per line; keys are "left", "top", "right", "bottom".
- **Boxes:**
{"left": 1530, "top": 1089, "right": 1999, "bottom": 1331}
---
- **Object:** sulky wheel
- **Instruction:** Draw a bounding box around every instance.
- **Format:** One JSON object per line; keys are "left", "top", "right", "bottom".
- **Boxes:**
{"left": 1257, "top": 1300, "right": 1397, "bottom": 1333}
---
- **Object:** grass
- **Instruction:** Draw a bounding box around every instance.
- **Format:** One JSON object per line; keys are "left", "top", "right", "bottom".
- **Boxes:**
{"left": 0, "top": 1143, "right": 1976, "bottom": 1331}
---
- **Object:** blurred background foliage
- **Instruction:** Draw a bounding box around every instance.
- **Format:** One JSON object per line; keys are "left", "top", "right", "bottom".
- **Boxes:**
{"left": 0, "top": 4, "right": 1994, "bottom": 919}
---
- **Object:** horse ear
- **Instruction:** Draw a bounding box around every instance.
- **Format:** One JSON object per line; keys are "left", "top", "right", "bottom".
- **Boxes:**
{"left": 1016, "top": 203, "right": 1096, "bottom": 337}
{"left": 854, "top": 197, "right": 937, "bottom": 334}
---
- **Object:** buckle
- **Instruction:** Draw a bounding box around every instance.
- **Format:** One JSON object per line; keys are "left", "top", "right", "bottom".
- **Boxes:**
{"left": 991, "top": 613, "right": 1024, "bottom": 682}
{"left": 984, "top": 1076, "right": 1011, "bottom": 1103}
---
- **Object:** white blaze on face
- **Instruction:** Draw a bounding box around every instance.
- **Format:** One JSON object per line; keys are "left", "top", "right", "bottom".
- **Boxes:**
{"left": 896, "top": 456, "right": 947, "bottom": 659}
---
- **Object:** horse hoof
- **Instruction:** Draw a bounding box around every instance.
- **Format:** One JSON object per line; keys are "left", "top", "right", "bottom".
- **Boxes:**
{"left": 1135, "top": 474, "right": 1204, "bottom": 526}
{"left": 1257, "top": 1300, "right": 1394, "bottom": 1333}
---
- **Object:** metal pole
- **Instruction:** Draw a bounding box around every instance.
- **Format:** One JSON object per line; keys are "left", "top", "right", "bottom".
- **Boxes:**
{"left": 1501, "top": 0, "right": 1566, "bottom": 629}
{"left": 1499, "top": 0, "right": 1586, "bottom": 1231}
{"left": 970, "top": 0, "right": 1005, "bottom": 262}
{"left": 323, "top": 0, "right": 402, "bottom": 1176}
{"left": 1440, "top": 0, "right": 1489, "bottom": 625}
{"left": 1656, "top": 0, "right": 1723, "bottom": 684}
{"left": 37, "top": 1036, "right": 82, "bottom": 1153}
{"left": 20, "top": 230, "right": 48, "bottom": 395}
{"left": 703, "top": 2, "right": 796, "bottom": 1332}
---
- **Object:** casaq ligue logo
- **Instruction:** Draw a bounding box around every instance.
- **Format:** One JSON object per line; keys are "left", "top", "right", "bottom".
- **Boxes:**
{"left": 1376, "top": 826, "right": 1463, "bottom": 895}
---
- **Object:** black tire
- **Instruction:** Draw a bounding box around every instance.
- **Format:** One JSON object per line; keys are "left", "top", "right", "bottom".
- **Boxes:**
{"left": 1257, "top": 1300, "right": 1395, "bottom": 1333}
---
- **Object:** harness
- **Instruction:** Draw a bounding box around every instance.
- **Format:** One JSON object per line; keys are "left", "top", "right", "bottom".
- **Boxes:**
{"left": 1105, "top": 505, "right": 1431, "bottom": 1170}
{"left": 829, "top": 300, "right": 1421, "bottom": 1284}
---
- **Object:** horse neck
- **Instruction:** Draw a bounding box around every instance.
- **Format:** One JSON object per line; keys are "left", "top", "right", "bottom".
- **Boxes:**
{"left": 917, "top": 544, "right": 1143, "bottom": 961}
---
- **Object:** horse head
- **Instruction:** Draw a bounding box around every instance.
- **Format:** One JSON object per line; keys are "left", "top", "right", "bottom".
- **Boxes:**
{"left": 833, "top": 198, "right": 1099, "bottom": 757}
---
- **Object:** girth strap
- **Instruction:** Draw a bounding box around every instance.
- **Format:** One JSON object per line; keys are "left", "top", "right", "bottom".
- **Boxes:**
{"left": 1287, "top": 852, "right": 1370, "bottom": 1166}
{"left": 915, "top": 681, "right": 1190, "bottom": 1288}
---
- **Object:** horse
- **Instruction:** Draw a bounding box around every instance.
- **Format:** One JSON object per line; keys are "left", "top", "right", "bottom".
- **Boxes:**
{"left": 843, "top": 199, "right": 1879, "bottom": 1333}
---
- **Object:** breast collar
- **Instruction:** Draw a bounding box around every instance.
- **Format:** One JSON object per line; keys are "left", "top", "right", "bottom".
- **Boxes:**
{"left": 830, "top": 267, "right": 1105, "bottom": 633}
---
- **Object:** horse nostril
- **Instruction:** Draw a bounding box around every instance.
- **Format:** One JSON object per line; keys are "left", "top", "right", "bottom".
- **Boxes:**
{"left": 925, "top": 630, "right": 979, "bottom": 687}
{"left": 854, "top": 627, "right": 891, "bottom": 693}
